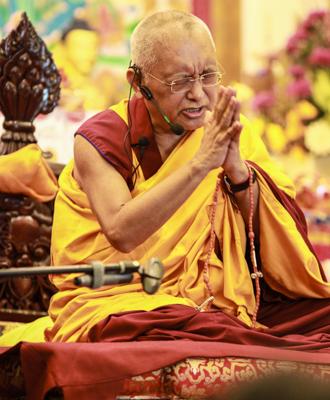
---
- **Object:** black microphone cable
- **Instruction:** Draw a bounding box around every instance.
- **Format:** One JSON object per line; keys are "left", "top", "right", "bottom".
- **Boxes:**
{"left": 123, "top": 65, "right": 146, "bottom": 189}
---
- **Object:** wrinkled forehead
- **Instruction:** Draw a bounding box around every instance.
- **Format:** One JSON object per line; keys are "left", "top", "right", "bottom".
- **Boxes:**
{"left": 158, "top": 24, "right": 215, "bottom": 54}
{"left": 152, "top": 27, "right": 217, "bottom": 74}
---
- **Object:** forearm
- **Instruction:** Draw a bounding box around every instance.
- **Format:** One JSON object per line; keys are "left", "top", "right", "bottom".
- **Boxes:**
{"left": 226, "top": 163, "right": 260, "bottom": 239}
{"left": 233, "top": 182, "right": 259, "bottom": 238}
{"left": 108, "top": 159, "right": 209, "bottom": 252}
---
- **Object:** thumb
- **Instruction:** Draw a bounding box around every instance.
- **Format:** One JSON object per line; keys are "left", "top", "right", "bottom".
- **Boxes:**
{"left": 204, "top": 110, "right": 213, "bottom": 125}
{"left": 230, "top": 122, "right": 243, "bottom": 143}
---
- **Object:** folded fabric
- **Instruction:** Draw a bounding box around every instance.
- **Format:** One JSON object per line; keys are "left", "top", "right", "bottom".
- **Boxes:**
{"left": 0, "top": 144, "right": 58, "bottom": 202}
{"left": 0, "top": 316, "right": 52, "bottom": 346}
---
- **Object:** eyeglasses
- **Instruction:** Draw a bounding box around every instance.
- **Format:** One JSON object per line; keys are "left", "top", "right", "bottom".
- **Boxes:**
{"left": 146, "top": 71, "right": 223, "bottom": 93}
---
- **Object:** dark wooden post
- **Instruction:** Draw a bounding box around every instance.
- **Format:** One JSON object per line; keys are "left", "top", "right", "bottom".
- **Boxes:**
{"left": 0, "top": 12, "right": 61, "bottom": 155}
{"left": 0, "top": 13, "right": 62, "bottom": 321}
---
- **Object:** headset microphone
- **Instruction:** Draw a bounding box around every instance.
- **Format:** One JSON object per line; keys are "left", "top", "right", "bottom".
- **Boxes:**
{"left": 131, "top": 136, "right": 150, "bottom": 148}
{"left": 139, "top": 85, "right": 185, "bottom": 136}
{"left": 131, "top": 136, "right": 150, "bottom": 162}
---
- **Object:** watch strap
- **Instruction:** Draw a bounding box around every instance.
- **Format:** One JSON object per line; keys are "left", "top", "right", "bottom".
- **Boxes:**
{"left": 224, "top": 169, "right": 256, "bottom": 194}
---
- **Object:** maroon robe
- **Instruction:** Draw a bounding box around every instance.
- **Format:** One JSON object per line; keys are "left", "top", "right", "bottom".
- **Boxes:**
{"left": 0, "top": 98, "right": 329, "bottom": 400}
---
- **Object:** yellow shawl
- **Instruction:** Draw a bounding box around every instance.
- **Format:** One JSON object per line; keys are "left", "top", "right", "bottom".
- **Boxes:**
{"left": 47, "top": 100, "right": 330, "bottom": 342}
{"left": 0, "top": 144, "right": 58, "bottom": 202}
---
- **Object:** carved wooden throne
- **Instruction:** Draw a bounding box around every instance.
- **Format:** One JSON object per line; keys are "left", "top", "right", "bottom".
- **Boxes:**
{"left": 0, "top": 13, "right": 62, "bottom": 323}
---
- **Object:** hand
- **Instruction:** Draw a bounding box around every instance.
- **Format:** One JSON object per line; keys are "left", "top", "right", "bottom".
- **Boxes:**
{"left": 221, "top": 92, "right": 248, "bottom": 182}
{"left": 194, "top": 86, "right": 241, "bottom": 172}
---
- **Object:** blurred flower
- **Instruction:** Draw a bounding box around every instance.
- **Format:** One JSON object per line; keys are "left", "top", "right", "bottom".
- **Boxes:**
{"left": 265, "top": 123, "right": 287, "bottom": 153}
{"left": 302, "top": 10, "right": 326, "bottom": 30}
{"left": 286, "top": 30, "right": 308, "bottom": 55}
{"left": 313, "top": 70, "right": 330, "bottom": 113}
{"left": 309, "top": 47, "right": 330, "bottom": 67}
{"left": 287, "top": 78, "right": 311, "bottom": 99}
{"left": 305, "top": 119, "right": 330, "bottom": 156}
{"left": 250, "top": 8, "right": 330, "bottom": 157}
{"left": 289, "top": 65, "right": 305, "bottom": 78}
{"left": 295, "top": 100, "right": 318, "bottom": 121}
{"left": 252, "top": 91, "right": 275, "bottom": 113}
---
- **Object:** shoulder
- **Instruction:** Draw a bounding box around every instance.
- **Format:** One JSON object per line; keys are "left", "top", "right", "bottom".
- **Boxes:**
{"left": 74, "top": 100, "right": 133, "bottom": 186}
{"left": 76, "top": 102, "right": 128, "bottom": 144}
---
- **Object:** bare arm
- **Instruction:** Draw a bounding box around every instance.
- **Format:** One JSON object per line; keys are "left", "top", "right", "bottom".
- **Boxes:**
{"left": 74, "top": 135, "right": 208, "bottom": 253}
{"left": 221, "top": 92, "right": 259, "bottom": 238}
{"left": 74, "top": 89, "right": 239, "bottom": 253}
{"left": 225, "top": 162, "right": 260, "bottom": 239}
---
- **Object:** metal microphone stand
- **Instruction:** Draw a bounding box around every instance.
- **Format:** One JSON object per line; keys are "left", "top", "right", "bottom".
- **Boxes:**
{"left": 0, "top": 258, "right": 164, "bottom": 294}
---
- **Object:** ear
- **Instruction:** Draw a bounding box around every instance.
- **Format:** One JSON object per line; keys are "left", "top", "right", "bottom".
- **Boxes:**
{"left": 126, "top": 69, "right": 140, "bottom": 94}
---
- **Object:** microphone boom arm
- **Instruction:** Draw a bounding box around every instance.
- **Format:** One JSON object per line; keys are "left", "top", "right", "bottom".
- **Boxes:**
{"left": 0, "top": 259, "right": 164, "bottom": 294}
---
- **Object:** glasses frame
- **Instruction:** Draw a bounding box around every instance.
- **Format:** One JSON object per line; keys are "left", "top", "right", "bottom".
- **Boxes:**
{"left": 146, "top": 70, "right": 224, "bottom": 93}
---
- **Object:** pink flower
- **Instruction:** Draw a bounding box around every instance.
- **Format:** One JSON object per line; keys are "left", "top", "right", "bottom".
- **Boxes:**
{"left": 302, "top": 10, "right": 326, "bottom": 30}
{"left": 309, "top": 47, "right": 330, "bottom": 66}
{"left": 287, "top": 78, "right": 311, "bottom": 99}
{"left": 252, "top": 91, "right": 275, "bottom": 113}
{"left": 289, "top": 65, "right": 305, "bottom": 78}
{"left": 286, "top": 30, "right": 308, "bottom": 54}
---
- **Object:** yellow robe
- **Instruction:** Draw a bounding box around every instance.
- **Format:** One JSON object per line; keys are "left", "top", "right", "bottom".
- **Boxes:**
{"left": 0, "top": 144, "right": 58, "bottom": 202}
{"left": 0, "top": 144, "right": 57, "bottom": 346}
{"left": 47, "top": 100, "right": 330, "bottom": 342}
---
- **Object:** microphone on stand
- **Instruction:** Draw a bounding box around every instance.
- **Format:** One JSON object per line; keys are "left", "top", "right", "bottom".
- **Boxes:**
{"left": 0, "top": 258, "right": 165, "bottom": 295}
{"left": 140, "top": 258, "right": 164, "bottom": 294}
{"left": 75, "top": 258, "right": 164, "bottom": 294}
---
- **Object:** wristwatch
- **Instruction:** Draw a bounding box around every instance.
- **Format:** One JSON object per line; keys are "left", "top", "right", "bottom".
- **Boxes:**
{"left": 224, "top": 169, "right": 256, "bottom": 194}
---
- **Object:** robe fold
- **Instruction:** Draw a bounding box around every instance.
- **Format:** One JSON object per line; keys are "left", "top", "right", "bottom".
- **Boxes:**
{"left": 0, "top": 143, "right": 58, "bottom": 202}
{"left": 47, "top": 96, "right": 330, "bottom": 343}
{"left": 1, "top": 97, "right": 330, "bottom": 400}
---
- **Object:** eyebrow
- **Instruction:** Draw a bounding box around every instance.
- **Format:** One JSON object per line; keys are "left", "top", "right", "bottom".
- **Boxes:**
{"left": 165, "top": 65, "right": 218, "bottom": 80}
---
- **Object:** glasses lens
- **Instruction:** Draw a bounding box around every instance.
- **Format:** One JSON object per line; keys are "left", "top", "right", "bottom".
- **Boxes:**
{"left": 171, "top": 77, "right": 192, "bottom": 93}
{"left": 201, "top": 72, "right": 222, "bottom": 86}
{"left": 171, "top": 72, "right": 222, "bottom": 92}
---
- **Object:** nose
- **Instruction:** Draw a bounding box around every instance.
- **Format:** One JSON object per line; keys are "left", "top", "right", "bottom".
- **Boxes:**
{"left": 186, "top": 78, "right": 204, "bottom": 101}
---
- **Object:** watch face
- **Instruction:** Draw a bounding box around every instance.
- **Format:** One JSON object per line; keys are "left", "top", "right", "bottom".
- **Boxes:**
{"left": 223, "top": 175, "right": 233, "bottom": 194}
{"left": 223, "top": 171, "right": 255, "bottom": 194}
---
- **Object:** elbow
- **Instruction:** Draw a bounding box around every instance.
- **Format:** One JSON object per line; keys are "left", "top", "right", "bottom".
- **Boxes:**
{"left": 105, "top": 225, "right": 136, "bottom": 254}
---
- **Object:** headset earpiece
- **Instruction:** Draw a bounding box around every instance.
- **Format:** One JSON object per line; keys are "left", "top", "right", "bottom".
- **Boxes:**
{"left": 129, "top": 63, "right": 142, "bottom": 86}
{"left": 128, "top": 63, "right": 153, "bottom": 101}
{"left": 139, "top": 85, "right": 153, "bottom": 100}
{"left": 127, "top": 62, "right": 184, "bottom": 136}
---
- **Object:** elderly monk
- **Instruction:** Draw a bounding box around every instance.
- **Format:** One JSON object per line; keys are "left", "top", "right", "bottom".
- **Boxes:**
{"left": 47, "top": 10, "right": 330, "bottom": 350}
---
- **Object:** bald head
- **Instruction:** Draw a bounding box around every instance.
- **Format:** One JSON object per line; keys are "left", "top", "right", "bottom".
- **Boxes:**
{"left": 130, "top": 10, "right": 216, "bottom": 72}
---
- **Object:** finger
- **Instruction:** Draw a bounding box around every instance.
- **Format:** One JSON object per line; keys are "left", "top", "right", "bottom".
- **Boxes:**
{"left": 214, "top": 87, "right": 236, "bottom": 122}
{"left": 229, "top": 121, "right": 243, "bottom": 142}
{"left": 218, "top": 97, "right": 237, "bottom": 130}
{"left": 223, "top": 87, "right": 239, "bottom": 123}
{"left": 204, "top": 110, "right": 213, "bottom": 124}
{"left": 227, "top": 86, "right": 236, "bottom": 97}
{"left": 216, "top": 120, "right": 240, "bottom": 145}
{"left": 229, "top": 101, "right": 240, "bottom": 126}
{"left": 233, "top": 101, "right": 241, "bottom": 123}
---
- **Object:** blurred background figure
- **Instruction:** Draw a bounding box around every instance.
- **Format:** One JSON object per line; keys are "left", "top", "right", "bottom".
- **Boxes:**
{"left": 52, "top": 17, "right": 116, "bottom": 111}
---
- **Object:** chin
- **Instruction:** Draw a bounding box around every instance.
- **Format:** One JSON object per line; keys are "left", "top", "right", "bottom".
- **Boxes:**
{"left": 181, "top": 117, "right": 206, "bottom": 131}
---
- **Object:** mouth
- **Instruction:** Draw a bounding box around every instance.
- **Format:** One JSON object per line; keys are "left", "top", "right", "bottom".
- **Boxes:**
{"left": 181, "top": 106, "right": 205, "bottom": 119}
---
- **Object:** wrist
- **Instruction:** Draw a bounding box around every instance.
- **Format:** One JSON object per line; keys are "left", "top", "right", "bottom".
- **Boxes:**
{"left": 224, "top": 161, "right": 248, "bottom": 184}
{"left": 224, "top": 168, "right": 256, "bottom": 195}
{"left": 189, "top": 157, "right": 209, "bottom": 180}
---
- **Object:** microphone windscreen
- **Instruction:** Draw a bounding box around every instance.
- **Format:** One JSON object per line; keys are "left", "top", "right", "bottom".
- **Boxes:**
{"left": 170, "top": 123, "right": 185, "bottom": 136}
{"left": 138, "top": 137, "right": 150, "bottom": 147}
{"left": 131, "top": 136, "right": 150, "bottom": 148}
{"left": 142, "top": 258, "right": 164, "bottom": 294}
